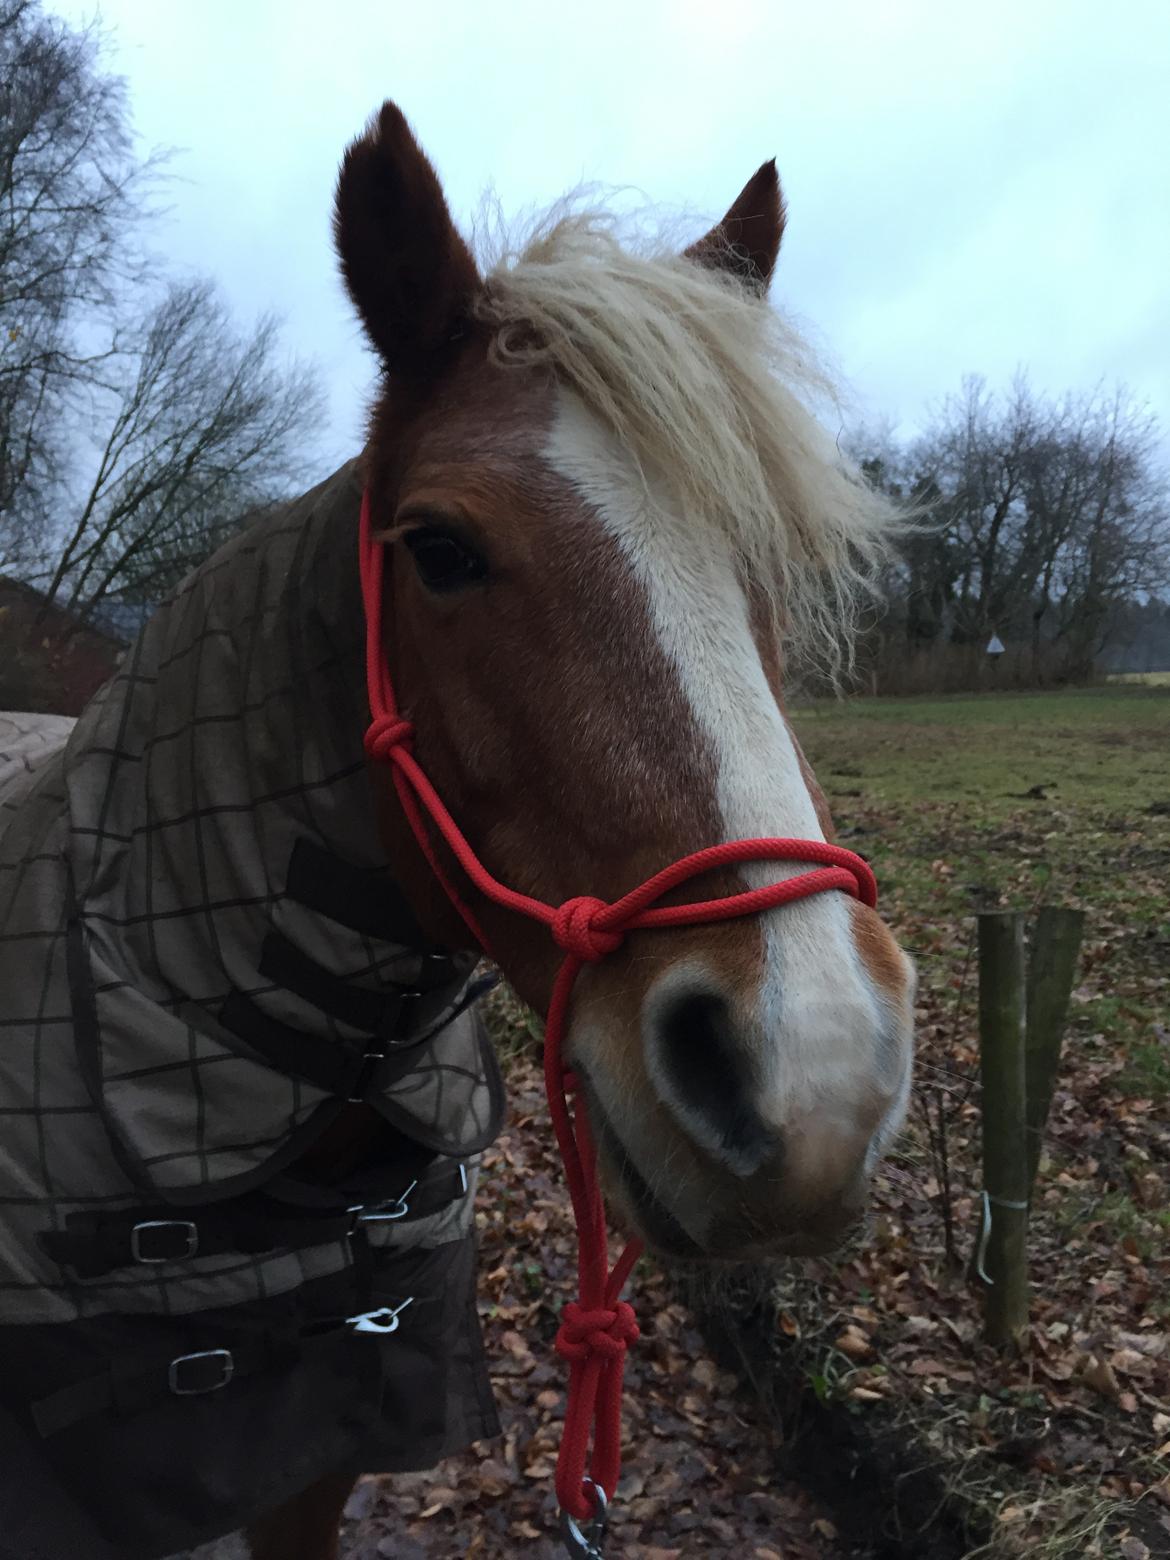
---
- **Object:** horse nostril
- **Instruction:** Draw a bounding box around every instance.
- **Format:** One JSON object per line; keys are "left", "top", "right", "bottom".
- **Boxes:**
{"left": 653, "top": 989, "right": 781, "bottom": 1177}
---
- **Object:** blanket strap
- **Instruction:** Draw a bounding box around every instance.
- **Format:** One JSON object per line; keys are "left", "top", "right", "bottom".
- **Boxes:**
{"left": 32, "top": 1330, "right": 295, "bottom": 1438}
{"left": 40, "top": 1161, "right": 469, "bottom": 1280}
{"left": 258, "top": 929, "right": 456, "bottom": 1030}
{"left": 31, "top": 1295, "right": 428, "bottom": 1439}
{"left": 219, "top": 975, "right": 497, "bottom": 1104}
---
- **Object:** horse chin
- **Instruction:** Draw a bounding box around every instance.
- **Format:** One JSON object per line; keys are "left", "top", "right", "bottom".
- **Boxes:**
{"left": 589, "top": 1100, "right": 862, "bottom": 1267}
{"left": 591, "top": 1111, "right": 707, "bottom": 1262}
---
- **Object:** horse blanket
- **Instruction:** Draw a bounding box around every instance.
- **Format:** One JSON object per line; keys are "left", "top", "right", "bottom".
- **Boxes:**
{"left": 0, "top": 463, "right": 504, "bottom": 1559}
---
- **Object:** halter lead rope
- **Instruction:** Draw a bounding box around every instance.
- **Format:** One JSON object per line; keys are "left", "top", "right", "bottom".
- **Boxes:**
{"left": 358, "top": 491, "right": 877, "bottom": 1541}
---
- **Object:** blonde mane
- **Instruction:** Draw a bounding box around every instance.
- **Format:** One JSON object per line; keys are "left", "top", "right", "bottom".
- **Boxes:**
{"left": 473, "top": 208, "right": 900, "bottom": 678}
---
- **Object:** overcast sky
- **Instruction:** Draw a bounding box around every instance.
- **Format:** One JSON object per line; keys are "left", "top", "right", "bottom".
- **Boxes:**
{"left": 59, "top": 0, "right": 1170, "bottom": 472}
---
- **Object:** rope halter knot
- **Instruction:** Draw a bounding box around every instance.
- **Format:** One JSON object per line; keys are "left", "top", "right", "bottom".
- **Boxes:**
{"left": 363, "top": 714, "right": 415, "bottom": 762}
{"left": 556, "top": 1300, "right": 640, "bottom": 1364}
{"left": 552, "top": 895, "right": 623, "bottom": 963}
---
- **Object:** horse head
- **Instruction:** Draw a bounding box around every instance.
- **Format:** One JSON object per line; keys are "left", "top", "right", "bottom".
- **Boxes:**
{"left": 335, "top": 102, "right": 915, "bottom": 1264}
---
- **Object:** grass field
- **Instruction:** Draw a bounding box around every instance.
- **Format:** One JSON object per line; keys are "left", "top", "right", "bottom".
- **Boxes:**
{"left": 795, "top": 684, "right": 1169, "bottom": 808}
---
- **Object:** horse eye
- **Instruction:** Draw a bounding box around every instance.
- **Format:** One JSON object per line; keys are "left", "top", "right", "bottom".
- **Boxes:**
{"left": 402, "top": 529, "right": 487, "bottom": 593}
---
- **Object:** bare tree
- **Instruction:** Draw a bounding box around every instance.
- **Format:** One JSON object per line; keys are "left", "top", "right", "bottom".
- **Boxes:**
{"left": 910, "top": 376, "right": 1044, "bottom": 645}
{"left": 1045, "top": 392, "right": 1170, "bottom": 679}
{"left": 2, "top": 1, "right": 325, "bottom": 630}
{"left": 856, "top": 378, "right": 1170, "bottom": 689}
{"left": 38, "top": 279, "right": 323, "bottom": 625}
{"left": 0, "top": 0, "right": 159, "bottom": 567}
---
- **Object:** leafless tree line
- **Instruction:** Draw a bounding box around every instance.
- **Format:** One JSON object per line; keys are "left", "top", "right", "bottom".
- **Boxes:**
{"left": 5, "top": 2, "right": 1165, "bottom": 691}
{"left": 1, "top": 0, "right": 322, "bottom": 630}
{"left": 858, "top": 376, "right": 1170, "bottom": 690}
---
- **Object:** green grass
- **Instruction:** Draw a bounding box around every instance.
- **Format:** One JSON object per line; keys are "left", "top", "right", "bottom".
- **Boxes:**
{"left": 1052, "top": 1187, "right": 1170, "bottom": 1261}
{"left": 1117, "top": 1035, "right": 1170, "bottom": 1101}
{"left": 792, "top": 686, "right": 1170, "bottom": 810}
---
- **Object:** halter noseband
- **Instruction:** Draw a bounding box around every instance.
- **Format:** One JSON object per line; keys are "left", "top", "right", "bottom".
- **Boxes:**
{"left": 358, "top": 490, "right": 876, "bottom": 1535}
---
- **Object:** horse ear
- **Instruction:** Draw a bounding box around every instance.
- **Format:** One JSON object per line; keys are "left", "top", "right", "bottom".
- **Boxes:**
{"left": 334, "top": 102, "right": 481, "bottom": 378}
{"left": 684, "top": 160, "right": 786, "bottom": 291}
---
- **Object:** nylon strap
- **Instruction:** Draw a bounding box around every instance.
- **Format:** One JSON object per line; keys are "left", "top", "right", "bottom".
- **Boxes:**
{"left": 40, "top": 1162, "right": 470, "bottom": 1280}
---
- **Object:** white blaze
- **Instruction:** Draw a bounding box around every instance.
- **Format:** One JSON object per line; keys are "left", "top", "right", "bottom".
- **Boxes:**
{"left": 545, "top": 391, "right": 894, "bottom": 1132}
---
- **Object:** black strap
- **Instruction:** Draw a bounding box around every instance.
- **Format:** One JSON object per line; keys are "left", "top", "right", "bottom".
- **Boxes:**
{"left": 40, "top": 1163, "right": 470, "bottom": 1281}
{"left": 217, "top": 990, "right": 425, "bottom": 1100}
{"left": 31, "top": 1285, "right": 432, "bottom": 1440}
{"left": 259, "top": 930, "right": 455, "bottom": 1035}
{"left": 350, "top": 1162, "right": 470, "bottom": 1233}
{"left": 285, "top": 837, "right": 427, "bottom": 943}
{"left": 31, "top": 1333, "right": 291, "bottom": 1439}
{"left": 218, "top": 974, "right": 496, "bottom": 1104}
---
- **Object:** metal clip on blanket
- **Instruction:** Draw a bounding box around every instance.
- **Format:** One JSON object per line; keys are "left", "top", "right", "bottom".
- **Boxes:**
{"left": 348, "top": 1298, "right": 414, "bottom": 1335}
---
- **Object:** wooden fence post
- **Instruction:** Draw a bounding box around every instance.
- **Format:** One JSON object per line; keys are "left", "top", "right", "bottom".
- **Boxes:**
{"left": 977, "top": 912, "right": 1030, "bottom": 1349}
{"left": 1024, "top": 907, "right": 1085, "bottom": 1191}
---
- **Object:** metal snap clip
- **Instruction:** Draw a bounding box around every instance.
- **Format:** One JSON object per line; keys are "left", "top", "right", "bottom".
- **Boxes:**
{"left": 347, "top": 1297, "right": 415, "bottom": 1335}
{"left": 350, "top": 1179, "right": 418, "bottom": 1229}
{"left": 559, "top": 1480, "right": 608, "bottom": 1559}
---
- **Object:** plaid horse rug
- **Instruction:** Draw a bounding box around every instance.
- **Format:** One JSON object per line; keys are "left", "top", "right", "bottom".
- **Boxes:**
{"left": 0, "top": 464, "right": 503, "bottom": 1559}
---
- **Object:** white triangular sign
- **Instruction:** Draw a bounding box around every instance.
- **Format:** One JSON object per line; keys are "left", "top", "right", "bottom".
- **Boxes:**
{"left": 986, "top": 634, "right": 1005, "bottom": 655}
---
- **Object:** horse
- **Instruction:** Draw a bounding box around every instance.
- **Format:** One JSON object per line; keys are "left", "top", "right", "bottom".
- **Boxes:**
{"left": 0, "top": 101, "right": 914, "bottom": 1560}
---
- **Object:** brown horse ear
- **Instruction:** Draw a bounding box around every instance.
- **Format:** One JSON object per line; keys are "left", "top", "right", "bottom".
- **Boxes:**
{"left": 684, "top": 161, "right": 786, "bottom": 291}
{"left": 334, "top": 102, "right": 481, "bottom": 378}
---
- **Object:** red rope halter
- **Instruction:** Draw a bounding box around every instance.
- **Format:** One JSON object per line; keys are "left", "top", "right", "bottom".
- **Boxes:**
{"left": 358, "top": 491, "right": 877, "bottom": 1526}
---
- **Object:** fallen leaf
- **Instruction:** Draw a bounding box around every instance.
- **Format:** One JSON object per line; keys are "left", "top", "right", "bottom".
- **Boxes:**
{"left": 1119, "top": 1538, "right": 1149, "bottom": 1560}
{"left": 835, "top": 1326, "right": 873, "bottom": 1359}
{"left": 906, "top": 1357, "right": 950, "bottom": 1377}
{"left": 508, "top": 1521, "right": 542, "bottom": 1540}
{"left": 1079, "top": 1353, "right": 1122, "bottom": 1402}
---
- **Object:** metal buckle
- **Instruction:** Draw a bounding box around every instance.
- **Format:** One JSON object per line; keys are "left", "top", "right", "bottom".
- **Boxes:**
{"left": 347, "top": 1297, "right": 414, "bottom": 1335}
{"left": 414, "top": 953, "right": 454, "bottom": 991}
{"left": 348, "top": 978, "right": 439, "bottom": 1102}
{"left": 130, "top": 1220, "right": 198, "bottom": 1264}
{"left": 168, "top": 1348, "right": 234, "bottom": 1395}
{"left": 387, "top": 986, "right": 423, "bottom": 1040}
{"left": 560, "top": 1480, "right": 608, "bottom": 1559}
{"left": 346, "top": 1046, "right": 387, "bottom": 1103}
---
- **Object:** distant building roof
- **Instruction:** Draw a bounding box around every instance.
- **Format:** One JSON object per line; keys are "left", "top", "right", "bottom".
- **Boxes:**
{"left": 0, "top": 576, "right": 130, "bottom": 716}
{"left": 0, "top": 576, "right": 156, "bottom": 648}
